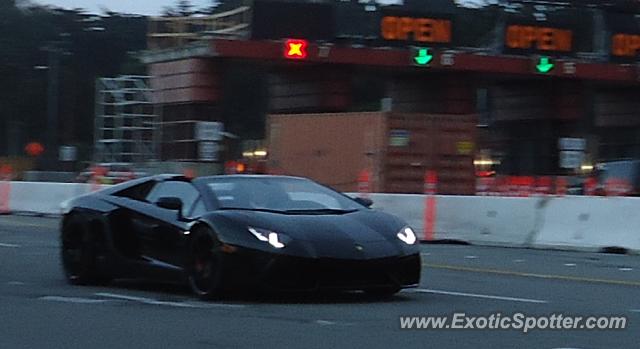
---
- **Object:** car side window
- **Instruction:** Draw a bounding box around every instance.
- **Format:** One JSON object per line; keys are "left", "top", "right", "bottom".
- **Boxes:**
{"left": 189, "top": 197, "right": 207, "bottom": 218}
{"left": 114, "top": 180, "right": 156, "bottom": 201}
{"left": 145, "top": 181, "right": 200, "bottom": 217}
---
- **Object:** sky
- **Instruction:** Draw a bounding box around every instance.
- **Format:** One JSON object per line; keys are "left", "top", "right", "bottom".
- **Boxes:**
{"left": 33, "top": 0, "right": 213, "bottom": 15}
{"left": 32, "top": 0, "right": 429, "bottom": 16}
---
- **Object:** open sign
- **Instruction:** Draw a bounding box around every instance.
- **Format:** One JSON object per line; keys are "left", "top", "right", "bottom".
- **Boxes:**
{"left": 381, "top": 16, "right": 452, "bottom": 43}
{"left": 505, "top": 25, "right": 573, "bottom": 52}
{"left": 611, "top": 33, "right": 640, "bottom": 57}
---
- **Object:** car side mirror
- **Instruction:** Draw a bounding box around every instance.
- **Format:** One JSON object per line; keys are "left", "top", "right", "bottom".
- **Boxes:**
{"left": 156, "top": 197, "right": 183, "bottom": 211}
{"left": 354, "top": 197, "right": 373, "bottom": 208}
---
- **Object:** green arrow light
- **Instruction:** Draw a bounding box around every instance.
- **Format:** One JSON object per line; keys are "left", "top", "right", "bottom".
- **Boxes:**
{"left": 536, "top": 56, "right": 555, "bottom": 73}
{"left": 414, "top": 48, "right": 433, "bottom": 66}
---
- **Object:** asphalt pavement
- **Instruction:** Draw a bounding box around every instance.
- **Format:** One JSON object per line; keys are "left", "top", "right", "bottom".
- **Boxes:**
{"left": 0, "top": 215, "right": 638, "bottom": 349}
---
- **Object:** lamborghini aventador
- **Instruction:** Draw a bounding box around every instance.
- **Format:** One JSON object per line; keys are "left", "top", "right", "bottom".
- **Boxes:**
{"left": 60, "top": 175, "right": 421, "bottom": 299}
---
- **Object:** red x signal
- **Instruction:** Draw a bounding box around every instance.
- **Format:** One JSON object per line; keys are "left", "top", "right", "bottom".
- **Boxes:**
{"left": 284, "top": 39, "right": 308, "bottom": 59}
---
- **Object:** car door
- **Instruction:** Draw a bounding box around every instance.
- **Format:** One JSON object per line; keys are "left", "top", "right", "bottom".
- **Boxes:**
{"left": 133, "top": 180, "right": 201, "bottom": 268}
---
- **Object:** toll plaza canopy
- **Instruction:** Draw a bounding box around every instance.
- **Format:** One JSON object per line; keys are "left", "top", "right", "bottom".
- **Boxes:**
{"left": 146, "top": 0, "right": 640, "bottom": 75}
{"left": 142, "top": 0, "right": 640, "bottom": 177}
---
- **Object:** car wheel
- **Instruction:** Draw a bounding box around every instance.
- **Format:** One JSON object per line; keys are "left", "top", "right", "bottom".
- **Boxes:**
{"left": 187, "top": 227, "right": 227, "bottom": 300}
{"left": 364, "top": 287, "right": 401, "bottom": 298}
{"left": 60, "top": 215, "right": 107, "bottom": 285}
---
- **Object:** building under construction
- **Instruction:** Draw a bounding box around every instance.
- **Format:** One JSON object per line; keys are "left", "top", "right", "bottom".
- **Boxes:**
{"left": 137, "top": 0, "right": 640, "bottom": 192}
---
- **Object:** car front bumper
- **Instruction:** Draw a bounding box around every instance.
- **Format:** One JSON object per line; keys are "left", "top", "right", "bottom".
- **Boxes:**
{"left": 224, "top": 247, "right": 421, "bottom": 292}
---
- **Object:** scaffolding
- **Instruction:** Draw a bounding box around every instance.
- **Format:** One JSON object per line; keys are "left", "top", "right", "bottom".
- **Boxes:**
{"left": 147, "top": 6, "right": 252, "bottom": 50}
{"left": 94, "top": 76, "right": 157, "bottom": 166}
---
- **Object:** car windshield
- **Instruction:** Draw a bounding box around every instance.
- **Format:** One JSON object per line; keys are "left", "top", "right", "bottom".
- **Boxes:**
{"left": 201, "top": 176, "right": 364, "bottom": 213}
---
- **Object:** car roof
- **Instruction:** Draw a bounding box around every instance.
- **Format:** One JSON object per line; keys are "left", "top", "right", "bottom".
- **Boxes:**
{"left": 198, "top": 174, "right": 306, "bottom": 181}
{"left": 98, "top": 174, "right": 186, "bottom": 195}
{"left": 99, "top": 174, "right": 310, "bottom": 196}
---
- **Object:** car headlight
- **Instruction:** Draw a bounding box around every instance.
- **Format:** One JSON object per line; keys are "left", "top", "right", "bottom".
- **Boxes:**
{"left": 397, "top": 226, "right": 417, "bottom": 245}
{"left": 248, "top": 227, "right": 286, "bottom": 249}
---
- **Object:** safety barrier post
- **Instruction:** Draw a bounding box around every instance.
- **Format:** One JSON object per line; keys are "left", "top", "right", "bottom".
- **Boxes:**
{"left": 0, "top": 165, "right": 13, "bottom": 214}
{"left": 507, "top": 176, "right": 518, "bottom": 197}
{"left": 90, "top": 166, "right": 107, "bottom": 192}
{"left": 476, "top": 177, "right": 492, "bottom": 196}
{"left": 584, "top": 177, "right": 597, "bottom": 196}
{"left": 183, "top": 168, "right": 196, "bottom": 180}
{"left": 556, "top": 176, "right": 567, "bottom": 197}
{"left": 535, "top": 176, "right": 552, "bottom": 196}
{"left": 497, "top": 176, "right": 505, "bottom": 196}
{"left": 357, "top": 169, "right": 371, "bottom": 199}
{"left": 423, "top": 170, "right": 437, "bottom": 241}
{"left": 89, "top": 166, "right": 98, "bottom": 192}
{"left": 514, "top": 176, "right": 534, "bottom": 197}
{"left": 605, "top": 177, "right": 632, "bottom": 197}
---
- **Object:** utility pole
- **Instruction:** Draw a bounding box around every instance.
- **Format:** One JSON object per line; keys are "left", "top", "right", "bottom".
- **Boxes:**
{"left": 42, "top": 33, "right": 70, "bottom": 170}
{"left": 45, "top": 46, "right": 61, "bottom": 170}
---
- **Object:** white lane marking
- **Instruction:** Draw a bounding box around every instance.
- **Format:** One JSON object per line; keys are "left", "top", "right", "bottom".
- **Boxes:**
{"left": 95, "top": 292, "right": 198, "bottom": 308}
{"left": 630, "top": 309, "right": 640, "bottom": 313}
{"left": 94, "top": 292, "right": 244, "bottom": 309}
{"left": 464, "top": 255, "right": 478, "bottom": 259}
{"left": 407, "top": 288, "right": 548, "bottom": 304}
{"left": 315, "top": 320, "right": 337, "bottom": 326}
{"left": 183, "top": 301, "right": 245, "bottom": 309}
{"left": 513, "top": 259, "right": 525, "bottom": 263}
{"left": 7, "top": 281, "right": 25, "bottom": 286}
{"left": 564, "top": 263, "right": 577, "bottom": 267}
{"left": 421, "top": 252, "right": 431, "bottom": 256}
{"left": 0, "top": 217, "right": 56, "bottom": 229}
{"left": 40, "top": 296, "right": 111, "bottom": 304}
{"left": 0, "top": 242, "right": 20, "bottom": 248}
{"left": 618, "top": 267, "right": 633, "bottom": 272}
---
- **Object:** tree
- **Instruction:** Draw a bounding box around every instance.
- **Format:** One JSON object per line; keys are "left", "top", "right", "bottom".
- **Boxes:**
{"left": 0, "top": 3, "right": 147, "bottom": 161}
{"left": 163, "top": 0, "right": 196, "bottom": 17}
{"left": 161, "top": 6, "right": 180, "bottom": 17}
{"left": 177, "top": 0, "right": 195, "bottom": 16}
{"left": 202, "top": 0, "right": 247, "bottom": 14}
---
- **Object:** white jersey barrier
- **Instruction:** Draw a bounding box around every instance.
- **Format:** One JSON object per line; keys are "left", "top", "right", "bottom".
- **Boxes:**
{"left": 364, "top": 194, "right": 542, "bottom": 247}
{"left": 432, "top": 195, "right": 543, "bottom": 247}
{"left": 8, "top": 182, "right": 99, "bottom": 215}
{"left": 534, "top": 196, "right": 640, "bottom": 252}
{"left": 365, "top": 193, "right": 426, "bottom": 234}
{"left": 355, "top": 193, "right": 639, "bottom": 253}
{"left": 2, "top": 183, "right": 638, "bottom": 252}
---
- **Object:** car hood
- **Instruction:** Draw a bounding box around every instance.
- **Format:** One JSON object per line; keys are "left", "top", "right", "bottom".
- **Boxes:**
{"left": 214, "top": 209, "right": 414, "bottom": 259}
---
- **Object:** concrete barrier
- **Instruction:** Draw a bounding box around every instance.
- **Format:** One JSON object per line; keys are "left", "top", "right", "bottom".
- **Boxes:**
{"left": 535, "top": 196, "right": 640, "bottom": 252}
{"left": 2, "top": 183, "right": 639, "bottom": 253}
{"left": 8, "top": 182, "right": 96, "bottom": 215}
{"left": 366, "top": 193, "right": 426, "bottom": 235}
{"left": 348, "top": 193, "right": 543, "bottom": 246}
{"left": 434, "top": 195, "right": 543, "bottom": 247}
{"left": 355, "top": 193, "right": 639, "bottom": 252}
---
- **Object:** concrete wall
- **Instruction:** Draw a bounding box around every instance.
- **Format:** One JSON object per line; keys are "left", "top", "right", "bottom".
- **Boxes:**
{"left": 1, "top": 181, "right": 638, "bottom": 253}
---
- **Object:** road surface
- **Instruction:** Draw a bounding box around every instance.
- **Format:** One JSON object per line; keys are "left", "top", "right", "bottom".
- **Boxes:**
{"left": 0, "top": 215, "right": 638, "bottom": 348}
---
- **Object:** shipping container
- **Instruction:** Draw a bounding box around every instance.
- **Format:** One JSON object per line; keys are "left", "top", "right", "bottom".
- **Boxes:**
{"left": 267, "top": 112, "right": 476, "bottom": 194}
{"left": 268, "top": 68, "right": 351, "bottom": 113}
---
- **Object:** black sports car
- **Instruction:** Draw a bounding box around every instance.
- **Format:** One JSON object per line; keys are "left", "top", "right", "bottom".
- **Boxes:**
{"left": 60, "top": 175, "right": 421, "bottom": 299}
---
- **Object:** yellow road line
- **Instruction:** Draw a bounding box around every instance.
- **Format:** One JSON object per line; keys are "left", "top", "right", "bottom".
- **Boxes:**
{"left": 423, "top": 263, "right": 640, "bottom": 287}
